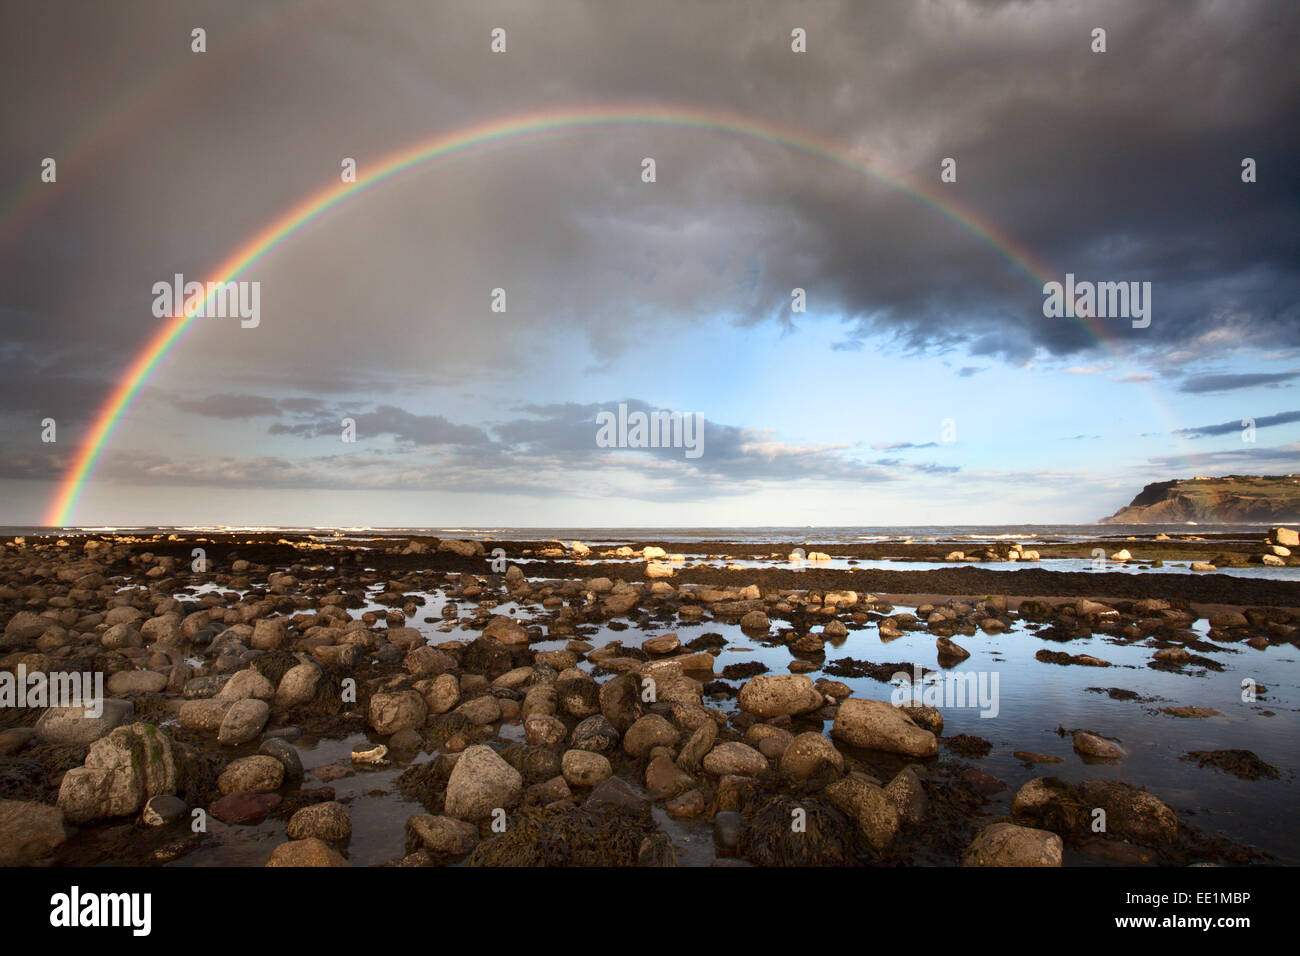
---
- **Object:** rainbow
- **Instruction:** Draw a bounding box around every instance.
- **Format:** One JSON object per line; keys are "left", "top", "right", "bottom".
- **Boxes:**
{"left": 44, "top": 103, "right": 1111, "bottom": 527}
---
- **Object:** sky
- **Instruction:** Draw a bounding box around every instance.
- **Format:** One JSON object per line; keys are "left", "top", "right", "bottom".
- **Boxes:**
{"left": 1, "top": 0, "right": 1298, "bottom": 528}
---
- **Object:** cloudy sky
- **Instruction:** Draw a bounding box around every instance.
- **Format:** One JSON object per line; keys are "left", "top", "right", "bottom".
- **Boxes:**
{"left": 2, "top": 0, "right": 1298, "bottom": 528}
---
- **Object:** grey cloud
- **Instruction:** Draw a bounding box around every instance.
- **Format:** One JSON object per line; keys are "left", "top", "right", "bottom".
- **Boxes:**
{"left": 1178, "top": 371, "right": 1300, "bottom": 394}
{"left": 1176, "top": 410, "right": 1300, "bottom": 438}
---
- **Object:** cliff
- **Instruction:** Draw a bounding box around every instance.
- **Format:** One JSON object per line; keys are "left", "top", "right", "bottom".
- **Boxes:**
{"left": 1099, "top": 475, "right": 1300, "bottom": 524}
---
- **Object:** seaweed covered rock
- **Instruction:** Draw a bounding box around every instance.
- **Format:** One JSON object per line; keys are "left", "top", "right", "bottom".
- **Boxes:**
{"left": 739, "top": 796, "right": 859, "bottom": 866}
{"left": 467, "top": 805, "right": 656, "bottom": 866}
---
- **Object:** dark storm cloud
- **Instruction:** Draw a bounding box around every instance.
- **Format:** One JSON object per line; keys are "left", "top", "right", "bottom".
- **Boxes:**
{"left": 1178, "top": 371, "right": 1300, "bottom": 394}
{"left": 1176, "top": 410, "right": 1300, "bottom": 438}
{"left": 2, "top": 0, "right": 1296, "bottom": 391}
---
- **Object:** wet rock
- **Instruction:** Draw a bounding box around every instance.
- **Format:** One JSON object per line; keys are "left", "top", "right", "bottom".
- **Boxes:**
{"left": 963, "top": 822, "right": 1062, "bottom": 867}
{"left": 884, "top": 766, "right": 928, "bottom": 824}
{"left": 179, "top": 698, "right": 232, "bottom": 732}
{"left": 389, "top": 728, "right": 423, "bottom": 752}
{"left": 217, "top": 755, "right": 285, "bottom": 795}
{"left": 898, "top": 702, "right": 943, "bottom": 734}
{"left": 561, "top": 750, "right": 612, "bottom": 788}
{"left": 857, "top": 783, "right": 901, "bottom": 852}
{"left": 1077, "top": 779, "right": 1178, "bottom": 844}
{"left": 0, "top": 800, "right": 67, "bottom": 864}
{"left": 524, "top": 715, "right": 568, "bottom": 747}
{"left": 665, "top": 788, "right": 708, "bottom": 819}
{"left": 274, "top": 663, "right": 323, "bottom": 709}
{"left": 570, "top": 714, "right": 619, "bottom": 754}
{"left": 35, "top": 699, "right": 134, "bottom": 747}
{"left": 218, "top": 697, "right": 269, "bottom": 746}
{"left": 822, "top": 771, "right": 882, "bottom": 818}
{"left": 286, "top": 801, "right": 352, "bottom": 842}
{"left": 935, "top": 637, "right": 970, "bottom": 663}
{"left": 555, "top": 677, "right": 601, "bottom": 718}
{"left": 456, "top": 695, "right": 502, "bottom": 726}
{"left": 258, "top": 738, "right": 304, "bottom": 785}
{"left": 584, "top": 776, "right": 650, "bottom": 816}
{"left": 1072, "top": 731, "right": 1125, "bottom": 761}
{"left": 645, "top": 755, "right": 694, "bottom": 795}
{"left": 444, "top": 745, "right": 522, "bottom": 820}
{"left": 703, "top": 741, "right": 768, "bottom": 776}
{"left": 737, "top": 674, "right": 823, "bottom": 717}
{"left": 406, "top": 645, "right": 457, "bottom": 678}
{"left": 1013, "top": 751, "right": 1063, "bottom": 765}
{"left": 960, "top": 768, "right": 1007, "bottom": 796}
{"left": 1182, "top": 749, "right": 1280, "bottom": 780}
{"left": 210, "top": 791, "right": 281, "bottom": 824}
{"left": 250, "top": 618, "right": 288, "bottom": 650}
{"left": 1011, "top": 777, "right": 1091, "bottom": 833}
{"left": 106, "top": 670, "right": 167, "bottom": 695}
{"left": 141, "top": 794, "right": 187, "bottom": 826}
{"left": 368, "top": 690, "right": 428, "bottom": 735}
{"left": 623, "top": 713, "right": 679, "bottom": 758}
{"left": 1161, "top": 706, "right": 1222, "bottom": 719}
{"left": 675, "top": 719, "right": 717, "bottom": 773}
{"left": 642, "top": 633, "right": 680, "bottom": 655}
{"left": 57, "top": 722, "right": 179, "bottom": 824}
{"left": 778, "top": 731, "right": 844, "bottom": 781}
{"left": 598, "top": 672, "right": 645, "bottom": 732}
{"left": 266, "top": 837, "right": 349, "bottom": 867}
{"left": 831, "top": 698, "right": 938, "bottom": 757}
{"left": 739, "top": 610, "right": 770, "bottom": 631}
{"left": 405, "top": 814, "right": 478, "bottom": 858}
{"left": 944, "top": 733, "right": 992, "bottom": 758}
{"left": 215, "top": 668, "right": 276, "bottom": 702}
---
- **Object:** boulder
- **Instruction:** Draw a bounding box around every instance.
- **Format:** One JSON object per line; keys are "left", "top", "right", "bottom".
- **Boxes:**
{"left": 963, "top": 822, "right": 1062, "bottom": 866}
{"left": 217, "top": 698, "right": 269, "bottom": 746}
{"left": 405, "top": 814, "right": 478, "bottom": 858}
{"left": 444, "top": 745, "right": 523, "bottom": 820}
{"left": 703, "top": 742, "right": 768, "bottom": 777}
{"left": 368, "top": 690, "right": 428, "bottom": 735}
{"left": 737, "top": 674, "right": 823, "bottom": 717}
{"left": 778, "top": 731, "right": 844, "bottom": 780}
{"left": 1072, "top": 731, "right": 1125, "bottom": 761}
{"left": 106, "top": 670, "right": 167, "bottom": 695}
{"left": 561, "top": 750, "right": 613, "bottom": 788}
{"left": 217, "top": 755, "right": 285, "bottom": 795}
{"left": 831, "top": 699, "right": 938, "bottom": 757}
{"left": 35, "top": 699, "right": 134, "bottom": 747}
{"left": 274, "top": 664, "right": 323, "bottom": 710}
{"left": 286, "top": 801, "right": 352, "bottom": 842}
{"left": 56, "top": 722, "right": 179, "bottom": 824}
{"left": 266, "top": 838, "right": 349, "bottom": 867}
{"left": 622, "top": 714, "right": 679, "bottom": 758}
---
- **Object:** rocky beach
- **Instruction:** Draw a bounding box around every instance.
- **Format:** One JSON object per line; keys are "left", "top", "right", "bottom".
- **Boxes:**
{"left": 1, "top": 526, "right": 1296, "bottom": 868}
